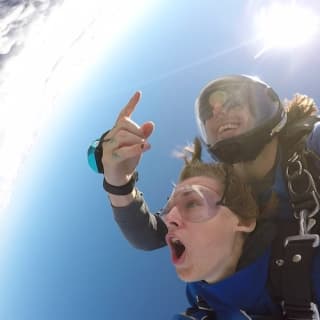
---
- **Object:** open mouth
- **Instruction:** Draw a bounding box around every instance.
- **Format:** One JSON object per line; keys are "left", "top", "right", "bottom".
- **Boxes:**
{"left": 218, "top": 122, "right": 240, "bottom": 134}
{"left": 215, "top": 122, "right": 241, "bottom": 140}
{"left": 168, "top": 237, "right": 186, "bottom": 264}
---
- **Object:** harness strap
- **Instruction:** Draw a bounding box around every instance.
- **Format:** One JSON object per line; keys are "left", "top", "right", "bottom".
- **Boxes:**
{"left": 269, "top": 129, "right": 320, "bottom": 320}
{"left": 188, "top": 295, "right": 284, "bottom": 320}
{"left": 283, "top": 238, "right": 317, "bottom": 319}
{"left": 269, "top": 222, "right": 320, "bottom": 319}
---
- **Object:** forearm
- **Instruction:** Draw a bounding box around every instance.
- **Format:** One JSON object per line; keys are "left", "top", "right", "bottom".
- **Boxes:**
{"left": 108, "top": 188, "right": 137, "bottom": 207}
{"left": 111, "top": 189, "right": 167, "bottom": 250}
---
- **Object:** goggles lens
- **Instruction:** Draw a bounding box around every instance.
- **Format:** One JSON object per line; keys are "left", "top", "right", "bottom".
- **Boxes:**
{"left": 160, "top": 185, "right": 222, "bottom": 223}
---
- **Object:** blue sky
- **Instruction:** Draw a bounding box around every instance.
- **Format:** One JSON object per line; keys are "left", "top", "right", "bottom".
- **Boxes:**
{"left": 1, "top": 1, "right": 320, "bottom": 319}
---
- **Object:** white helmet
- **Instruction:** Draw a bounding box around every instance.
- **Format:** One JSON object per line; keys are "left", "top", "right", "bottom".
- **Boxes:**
{"left": 195, "top": 74, "right": 287, "bottom": 163}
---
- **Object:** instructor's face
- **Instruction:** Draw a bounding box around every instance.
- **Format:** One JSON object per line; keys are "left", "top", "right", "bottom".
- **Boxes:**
{"left": 204, "top": 91, "right": 255, "bottom": 144}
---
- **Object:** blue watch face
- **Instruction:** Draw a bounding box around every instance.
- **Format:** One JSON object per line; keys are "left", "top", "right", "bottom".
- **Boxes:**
{"left": 87, "top": 140, "right": 100, "bottom": 173}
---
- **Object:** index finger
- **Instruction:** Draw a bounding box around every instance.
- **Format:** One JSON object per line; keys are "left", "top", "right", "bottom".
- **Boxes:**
{"left": 116, "top": 91, "right": 142, "bottom": 122}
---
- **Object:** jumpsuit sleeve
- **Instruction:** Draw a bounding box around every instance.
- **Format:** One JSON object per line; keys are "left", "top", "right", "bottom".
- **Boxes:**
{"left": 111, "top": 189, "right": 168, "bottom": 250}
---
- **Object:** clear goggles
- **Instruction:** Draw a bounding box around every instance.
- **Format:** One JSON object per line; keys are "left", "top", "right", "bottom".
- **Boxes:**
{"left": 160, "top": 184, "right": 223, "bottom": 223}
{"left": 195, "top": 80, "right": 280, "bottom": 145}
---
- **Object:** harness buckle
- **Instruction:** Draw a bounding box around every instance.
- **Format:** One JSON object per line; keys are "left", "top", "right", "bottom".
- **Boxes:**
{"left": 311, "top": 303, "right": 320, "bottom": 320}
{"left": 284, "top": 233, "right": 320, "bottom": 248}
{"left": 286, "top": 152, "right": 320, "bottom": 220}
{"left": 284, "top": 210, "right": 320, "bottom": 248}
{"left": 282, "top": 302, "right": 320, "bottom": 320}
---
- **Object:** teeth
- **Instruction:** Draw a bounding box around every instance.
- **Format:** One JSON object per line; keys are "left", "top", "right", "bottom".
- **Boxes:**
{"left": 218, "top": 123, "right": 238, "bottom": 133}
{"left": 171, "top": 238, "right": 180, "bottom": 244}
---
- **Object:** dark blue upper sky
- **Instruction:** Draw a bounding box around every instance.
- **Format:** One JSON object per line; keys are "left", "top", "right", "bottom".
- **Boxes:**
{"left": 1, "top": 1, "right": 320, "bottom": 319}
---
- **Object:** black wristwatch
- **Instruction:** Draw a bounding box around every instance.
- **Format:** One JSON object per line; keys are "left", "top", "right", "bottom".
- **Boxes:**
{"left": 103, "top": 172, "right": 138, "bottom": 195}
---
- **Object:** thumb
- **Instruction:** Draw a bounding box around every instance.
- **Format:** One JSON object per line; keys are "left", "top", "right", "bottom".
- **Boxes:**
{"left": 141, "top": 121, "right": 155, "bottom": 138}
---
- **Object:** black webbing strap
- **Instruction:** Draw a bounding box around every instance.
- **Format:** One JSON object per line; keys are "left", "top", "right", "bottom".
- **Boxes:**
{"left": 269, "top": 221, "right": 319, "bottom": 320}
{"left": 283, "top": 239, "right": 315, "bottom": 305}
{"left": 268, "top": 129, "right": 320, "bottom": 319}
{"left": 283, "top": 238, "right": 317, "bottom": 320}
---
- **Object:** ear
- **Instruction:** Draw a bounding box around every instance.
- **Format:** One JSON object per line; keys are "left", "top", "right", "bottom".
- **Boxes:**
{"left": 236, "top": 218, "right": 256, "bottom": 234}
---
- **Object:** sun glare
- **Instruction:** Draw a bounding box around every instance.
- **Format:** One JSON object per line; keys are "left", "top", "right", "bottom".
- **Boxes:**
{"left": 0, "top": 0, "right": 152, "bottom": 213}
{"left": 254, "top": 2, "right": 320, "bottom": 58}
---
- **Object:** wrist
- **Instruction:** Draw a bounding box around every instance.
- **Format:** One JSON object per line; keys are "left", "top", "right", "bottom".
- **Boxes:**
{"left": 103, "top": 172, "right": 138, "bottom": 195}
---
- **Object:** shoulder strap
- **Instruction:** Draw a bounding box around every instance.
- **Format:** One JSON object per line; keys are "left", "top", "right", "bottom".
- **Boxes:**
{"left": 269, "top": 117, "right": 320, "bottom": 320}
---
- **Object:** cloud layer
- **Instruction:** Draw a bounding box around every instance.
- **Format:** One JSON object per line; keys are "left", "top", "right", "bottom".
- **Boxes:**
{"left": 0, "top": 0, "right": 62, "bottom": 71}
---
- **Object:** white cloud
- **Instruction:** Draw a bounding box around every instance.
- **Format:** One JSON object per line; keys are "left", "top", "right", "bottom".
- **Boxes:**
{"left": 0, "top": 0, "right": 153, "bottom": 212}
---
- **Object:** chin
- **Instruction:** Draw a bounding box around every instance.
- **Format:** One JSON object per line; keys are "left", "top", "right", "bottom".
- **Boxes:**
{"left": 176, "top": 269, "right": 202, "bottom": 283}
{"left": 217, "top": 131, "right": 241, "bottom": 141}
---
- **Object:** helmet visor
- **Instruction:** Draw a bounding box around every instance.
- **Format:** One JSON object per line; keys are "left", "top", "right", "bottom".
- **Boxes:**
{"left": 195, "top": 78, "right": 281, "bottom": 146}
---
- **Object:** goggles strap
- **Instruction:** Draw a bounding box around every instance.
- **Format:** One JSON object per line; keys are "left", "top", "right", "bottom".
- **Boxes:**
{"left": 92, "top": 130, "right": 111, "bottom": 174}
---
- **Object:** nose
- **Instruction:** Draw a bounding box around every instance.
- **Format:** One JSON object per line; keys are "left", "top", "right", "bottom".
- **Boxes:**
{"left": 162, "top": 206, "right": 183, "bottom": 230}
{"left": 212, "top": 102, "right": 226, "bottom": 117}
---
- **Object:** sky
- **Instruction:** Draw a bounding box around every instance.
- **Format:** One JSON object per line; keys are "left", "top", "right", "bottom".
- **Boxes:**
{"left": 0, "top": 1, "right": 320, "bottom": 319}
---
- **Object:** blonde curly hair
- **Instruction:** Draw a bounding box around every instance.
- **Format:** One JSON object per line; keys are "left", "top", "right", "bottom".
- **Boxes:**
{"left": 284, "top": 93, "right": 318, "bottom": 123}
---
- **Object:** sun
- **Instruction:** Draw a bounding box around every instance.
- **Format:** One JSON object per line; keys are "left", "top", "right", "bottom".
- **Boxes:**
{"left": 254, "top": 2, "right": 319, "bottom": 58}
